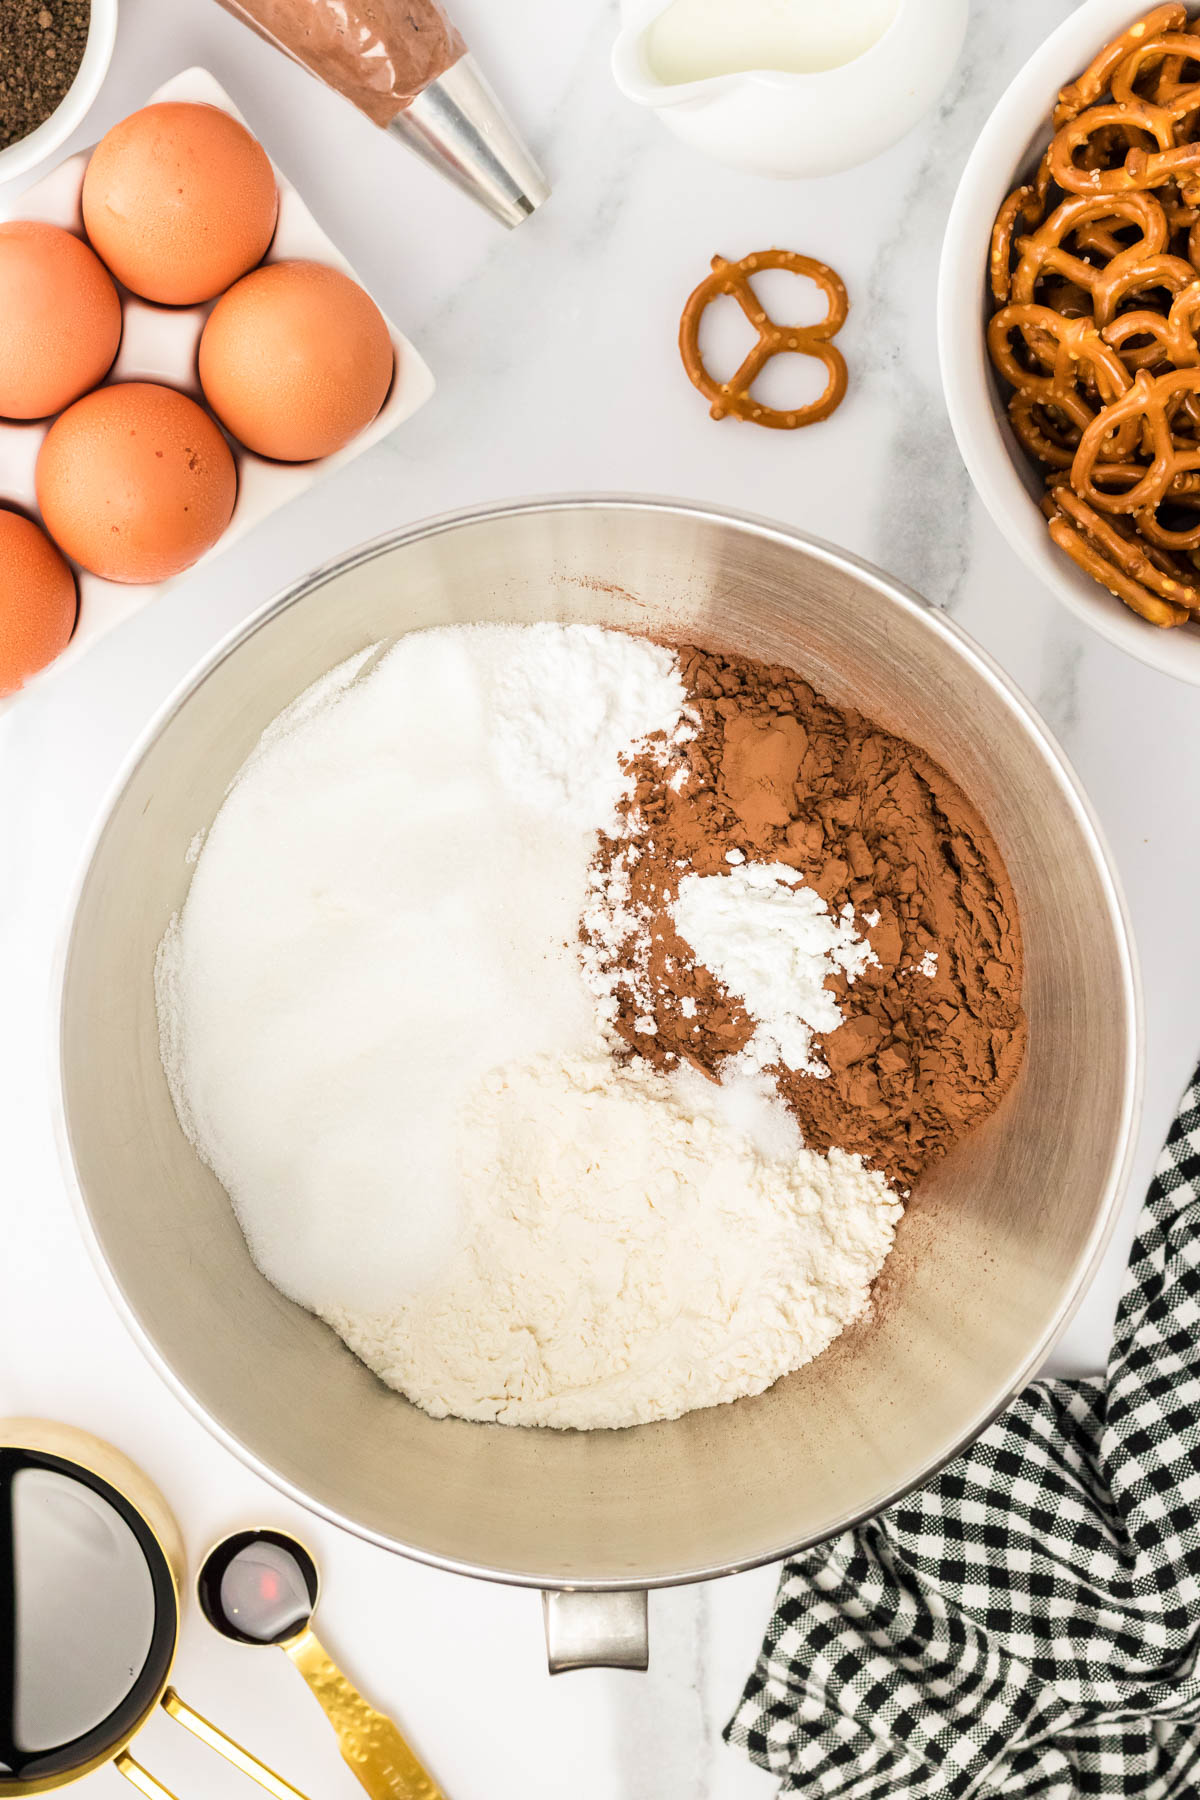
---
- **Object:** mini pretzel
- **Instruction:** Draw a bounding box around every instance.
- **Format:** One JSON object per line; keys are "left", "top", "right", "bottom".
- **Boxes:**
{"left": 679, "top": 251, "right": 848, "bottom": 430}
{"left": 991, "top": 185, "right": 1043, "bottom": 304}
{"left": 1091, "top": 249, "right": 1198, "bottom": 327}
{"left": 988, "top": 305, "right": 1136, "bottom": 466}
{"left": 990, "top": 153, "right": 1054, "bottom": 302}
{"left": 1068, "top": 458, "right": 1200, "bottom": 501}
{"left": 1054, "top": 7, "right": 1188, "bottom": 123}
{"left": 1050, "top": 453, "right": 1200, "bottom": 543}
{"left": 1103, "top": 274, "right": 1200, "bottom": 366}
{"left": 1071, "top": 365, "right": 1200, "bottom": 516}
{"left": 1048, "top": 95, "right": 1200, "bottom": 204}
{"left": 1101, "top": 307, "right": 1177, "bottom": 370}
{"left": 1046, "top": 484, "right": 1194, "bottom": 625}
{"left": 1009, "top": 192, "right": 1171, "bottom": 316}
{"left": 1110, "top": 32, "right": 1200, "bottom": 105}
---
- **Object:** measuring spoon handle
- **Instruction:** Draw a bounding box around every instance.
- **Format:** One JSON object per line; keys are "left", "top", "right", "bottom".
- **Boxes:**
{"left": 284, "top": 1627, "right": 448, "bottom": 1800}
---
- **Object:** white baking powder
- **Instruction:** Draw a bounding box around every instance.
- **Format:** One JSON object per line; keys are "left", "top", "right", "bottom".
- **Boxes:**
{"left": 158, "top": 624, "right": 900, "bottom": 1431}
{"left": 671, "top": 861, "right": 877, "bottom": 1078}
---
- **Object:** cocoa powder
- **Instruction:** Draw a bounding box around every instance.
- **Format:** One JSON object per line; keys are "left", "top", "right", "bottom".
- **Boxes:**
{"left": 586, "top": 644, "right": 1026, "bottom": 1188}
{"left": 0, "top": 2, "right": 90, "bottom": 151}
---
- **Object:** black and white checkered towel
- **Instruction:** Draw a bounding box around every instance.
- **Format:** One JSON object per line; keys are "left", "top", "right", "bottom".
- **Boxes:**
{"left": 727, "top": 1062, "right": 1200, "bottom": 1797}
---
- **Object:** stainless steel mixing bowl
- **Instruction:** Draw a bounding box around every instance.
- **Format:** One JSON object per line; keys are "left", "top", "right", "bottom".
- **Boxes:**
{"left": 56, "top": 497, "right": 1141, "bottom": 1664}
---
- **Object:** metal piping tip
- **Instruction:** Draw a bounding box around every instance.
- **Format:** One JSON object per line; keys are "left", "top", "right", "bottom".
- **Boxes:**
{"left": 388, "top": 54, "right": 550, "bottom": 229}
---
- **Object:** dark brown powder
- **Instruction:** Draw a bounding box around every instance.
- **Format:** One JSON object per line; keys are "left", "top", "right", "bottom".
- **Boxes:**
{"left": 0, "top": 1, "right": 90, "bottom": 151}
{"left": 585, "top": 643, "right": 1027, "bottom": 1189}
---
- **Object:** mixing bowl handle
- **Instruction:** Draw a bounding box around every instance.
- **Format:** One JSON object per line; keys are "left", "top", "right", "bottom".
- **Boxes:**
{"left": 542, "top": 1589, "right": 649, "bottom": 1673}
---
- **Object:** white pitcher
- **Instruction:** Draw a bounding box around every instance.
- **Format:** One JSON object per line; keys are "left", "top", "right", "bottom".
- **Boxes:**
{"left": 611, "top": 0, "right": 969, "bottom": 178}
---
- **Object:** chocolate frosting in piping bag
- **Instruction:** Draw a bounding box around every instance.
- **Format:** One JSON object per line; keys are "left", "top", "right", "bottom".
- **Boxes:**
{"left": 213, "top": 0, "right": 467, "bottom": 122}
{"left": 213, "top": 0, "right": 548, "bottom": 227}
{"left": 213, "top": 0, "right": 467, "bottom": 125}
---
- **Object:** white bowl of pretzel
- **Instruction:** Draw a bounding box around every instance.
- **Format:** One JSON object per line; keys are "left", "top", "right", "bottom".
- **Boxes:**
{"left": 940, "top": 0, "right": 1200, "bottom": 682}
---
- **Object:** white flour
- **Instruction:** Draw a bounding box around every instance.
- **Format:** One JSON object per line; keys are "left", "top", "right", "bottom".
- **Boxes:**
{"left": 158, "top": 623, "right": 901, "bottom": 1431}
{"left": 327, "top": 1051, "right": 900, "bottom": 1429}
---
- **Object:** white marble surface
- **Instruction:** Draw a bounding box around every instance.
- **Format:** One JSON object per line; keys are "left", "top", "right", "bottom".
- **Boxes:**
{"left": 3, "top": 1, "right": 1200, "bottom": 1795}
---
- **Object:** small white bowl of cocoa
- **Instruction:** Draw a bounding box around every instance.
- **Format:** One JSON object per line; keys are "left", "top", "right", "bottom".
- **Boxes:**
{"left": 0, "top": 0, "right": 118, "bottom": 185}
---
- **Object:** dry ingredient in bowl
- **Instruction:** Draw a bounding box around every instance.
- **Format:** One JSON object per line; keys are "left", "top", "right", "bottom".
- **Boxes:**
{"left": 0, "top": 3, "right": 90, "bottom": 152}
{"left": 329, "top": 1051, "right": 900, "bottom": 1429}
{"left": 157, "top": 625, "right": 693, "bottom": 1310}
{"left": 585, "top": 643, "right": 1026, "bottom": 1186}
{"left": 157, "top": 622, "right": 906, "bottom": 1430}
{"left": 158, "top": 622, "right": 1024, "bottom": 1431}
{"left": 671, "top": 860, "right": 879, "bottom": 1077}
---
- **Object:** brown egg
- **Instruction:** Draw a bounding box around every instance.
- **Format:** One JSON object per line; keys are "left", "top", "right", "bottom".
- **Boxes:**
{"left": 82, "top": 102, "right": 278, "bottom": 305}
{"left": 0, "top": 508, "right": 77, "bottom": 695}
{"left": 0, "top": 222, "right": 122, "bottom": 420}
{"left": 199, "top": 260, "right": 394, "bottom": 462}
{"left": 36, "top": 382, "right": 237, "bottom": 584}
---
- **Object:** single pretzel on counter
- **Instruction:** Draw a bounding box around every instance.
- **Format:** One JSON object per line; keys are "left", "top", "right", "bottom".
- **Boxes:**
{"left": 679, "top": 251, "right": 848, "bottom": 430}
{"left": 987, "top": 5, "right": 1200, "bottom": 629}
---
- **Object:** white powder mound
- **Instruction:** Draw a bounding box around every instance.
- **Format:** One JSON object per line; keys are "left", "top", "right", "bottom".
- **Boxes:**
{"left": 325, "top": 1051, "right": 901, "bottom": 1430}
{"left": 485, "top": 624, "right": 694, "bottom": 827}
{"left": 671, "top": 861, "right": 878, "bottom": 1078}
{"left": 669, "top": 1058, "right": 803, "bottom": 1162}
{"left": 157, "top": 623, "right": 687, "bottom": 1316}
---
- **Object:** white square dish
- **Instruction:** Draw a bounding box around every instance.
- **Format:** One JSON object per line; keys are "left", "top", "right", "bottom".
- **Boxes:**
{"left": 0, "top": 65, "right": 435, "bottom": 691}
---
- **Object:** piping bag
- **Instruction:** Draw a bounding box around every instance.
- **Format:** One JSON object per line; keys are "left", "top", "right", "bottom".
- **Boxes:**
{"left": 214, "top": 0, "right": 550, "bottom": 227}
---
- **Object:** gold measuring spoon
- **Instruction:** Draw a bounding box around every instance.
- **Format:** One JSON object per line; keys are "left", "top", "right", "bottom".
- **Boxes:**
{"left": 197, "top": 1529, "right": 447, "bottom": 1800}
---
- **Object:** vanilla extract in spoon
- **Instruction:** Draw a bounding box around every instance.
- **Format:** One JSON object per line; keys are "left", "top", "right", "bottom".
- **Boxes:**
{"left": 198, "top": 1529, "right": 447, "bottom": 1800}
{"left": 198, "top": 1531, "right": 316, "bottom": 1645}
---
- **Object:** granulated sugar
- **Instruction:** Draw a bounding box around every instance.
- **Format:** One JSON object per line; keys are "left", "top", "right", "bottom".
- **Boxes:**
{"left": 157, "top": 623, "right": 687, "bottom": 1316}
